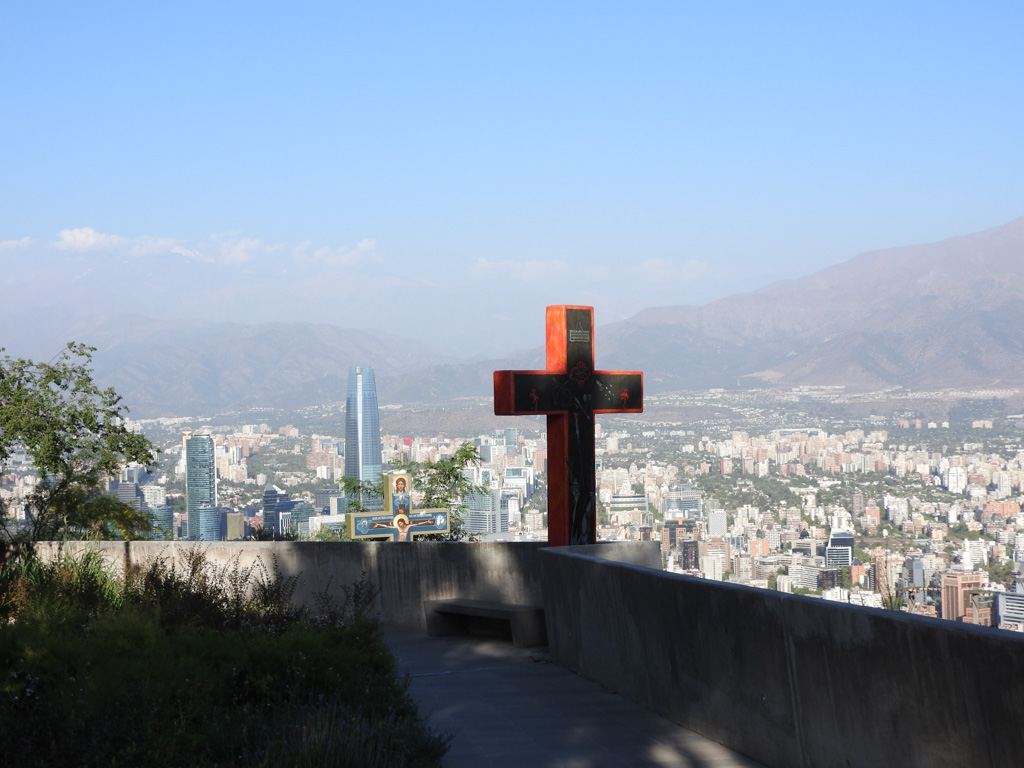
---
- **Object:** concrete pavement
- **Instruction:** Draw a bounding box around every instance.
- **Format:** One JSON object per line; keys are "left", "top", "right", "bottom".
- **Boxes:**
{"left": 385, "top": 625, "right": 767, "bottom": 768}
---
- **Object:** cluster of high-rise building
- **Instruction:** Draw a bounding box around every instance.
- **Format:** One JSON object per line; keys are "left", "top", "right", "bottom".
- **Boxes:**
{"left": 10, "top": 366, "right": 1023, "bottom": 633}
{"left": 598, "top": 425, "right": 1024, "bottom": 632}
{"left": 160, "top": 367, "right": 543, "bottom": 540}
{"left": 164, "top": 367, "right": 385, "bottom": 539}
{"left": 113, "top": 389, "right": 1024, "bottom": 634}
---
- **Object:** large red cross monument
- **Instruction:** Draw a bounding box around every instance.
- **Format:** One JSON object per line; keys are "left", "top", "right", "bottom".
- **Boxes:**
{"left": 494, "top": 306, "right": 643, "bottom": 546}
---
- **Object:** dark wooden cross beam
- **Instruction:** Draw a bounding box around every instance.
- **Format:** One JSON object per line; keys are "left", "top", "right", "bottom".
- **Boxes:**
{"left": 494, "top": 306, "right": 643, "bottom": 546}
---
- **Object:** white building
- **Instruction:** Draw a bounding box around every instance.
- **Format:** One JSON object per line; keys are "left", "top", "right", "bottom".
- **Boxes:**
{"left": 708, "top": 509, "right": 727, "bottom": 537}
{"left": 946, "top": 466, "right": 967, "bottom": 495}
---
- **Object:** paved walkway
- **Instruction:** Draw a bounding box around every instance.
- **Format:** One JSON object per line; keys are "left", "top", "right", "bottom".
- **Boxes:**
{"left": 385, "top": 625, "right": 766, "bottom": 768}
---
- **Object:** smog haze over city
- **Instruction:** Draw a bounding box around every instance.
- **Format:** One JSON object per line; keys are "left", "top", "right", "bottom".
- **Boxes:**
{"left": 3, "top": 2, "right": 1024, "bottom": 359}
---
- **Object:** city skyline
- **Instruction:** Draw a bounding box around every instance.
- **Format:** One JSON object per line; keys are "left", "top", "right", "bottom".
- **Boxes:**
{"left": 3, "top": 4, "right": 1023, "bottom": 356}
{"left": 98, "top": 401, "right": 1024, "bottom": 630}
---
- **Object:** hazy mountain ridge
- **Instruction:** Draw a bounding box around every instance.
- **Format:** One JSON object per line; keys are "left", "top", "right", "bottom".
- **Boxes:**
{"left": 597, "top": 215, "right": 1024, "bottom": 391}
{"left": 16, "top": 318, "right": 465, "bottom": 417}
{"left": 5, "top": 216, "right": 1024, "bottom": 417}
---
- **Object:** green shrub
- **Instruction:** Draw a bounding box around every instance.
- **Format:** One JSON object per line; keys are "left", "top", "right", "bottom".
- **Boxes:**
{"left": 0, "top": 549, "right": 122, "bottom": 625}
{"left": 0, "top": 550, "right": 450, "bottom": 767}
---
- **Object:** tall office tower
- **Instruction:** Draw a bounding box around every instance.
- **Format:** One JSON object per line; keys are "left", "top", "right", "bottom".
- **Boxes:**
{"left": 665, "top": 484, "right": 702, "bottom": 520}
{"left": 661, "top": 520, "right": 680, "bottom": 550}
{"left": 196, "top": 506, "right": 223, "bottom": 541}
{"left": 708, "top": 508, "right": 728, "bottom": 537}
{"left": 997, "top": 471, "right": 1012, "bottom": 499}
{"left": 345, "top": 366, "right": 383, "bottom": 504}
{"left": 314, "top": 487, "right": 344, "bottom": 513}
{"left": 262, "top": 484, "right": 289, "bottom": 536}
{"left": 941, "top": 570, "right": 985, "bottom": 622}
{"left": 946, "top": 466, "right": 967, "bottom": 495}
{"left": 503, "top": 466, "right": 535, "bottom": 499}
{"left": 907, "top": 556, "right": 926, "bottom": 588}
{"left": 462, "top": 487, "right": 508, "bottom": 534}
{"left": 680, "top": 539, "right": 700, "bottom": 570}
{"left": 141, "top": 484, "right": 166, "bottom": 508}
{"left": 852, "top": 490, "right": 866, "bottom": 516}
{"left": 186, "top": 434, "right": 217, "bottom": 540}
{"left": 111, "top": 480, "right": 150, "bottom": 518}
{"left": 503, "top": 428, "right": 519, "bottom": 452}
{"left": 150, "top": 505, "right": 174, "bottom": 540}
{"left": 148, "top": 505, "right": 172, "bottom": 540}
{"left": 825, "top": 532, "right": 855, "bottom": 568}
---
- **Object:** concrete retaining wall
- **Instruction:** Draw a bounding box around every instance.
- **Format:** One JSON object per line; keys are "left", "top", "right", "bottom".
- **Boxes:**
{"left": 34, "top": 540, "right": 657, "bottom": 630}
{"left": 540, "top": 545, "right": 1024, "bottom": 768}
{"left": 44, "top": 538, "right": 1016, "bottom": 767}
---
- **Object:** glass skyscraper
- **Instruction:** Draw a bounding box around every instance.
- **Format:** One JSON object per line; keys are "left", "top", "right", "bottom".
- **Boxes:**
{"left": 345, "top": 366, "right": 382, "bottom": 505}
{"left": 262, "top": 484, "right": 289, "bottom": 536}
{"left": 185, "top": 434, "right": 217, "bottom": 540}
{"left": 665, "top": 484, "right": 702, "bottom": 520}
{"left": 196, "top": 506, "right": 222, "bottom": 541}
{"left": 149, "top": 505, "right": 173, "bottom": 540}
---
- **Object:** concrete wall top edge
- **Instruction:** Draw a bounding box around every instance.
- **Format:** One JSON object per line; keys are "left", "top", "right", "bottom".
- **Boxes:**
{"left": 540, "top": 546, "right": 1024, "bottom": 645}
{"left": 549, "top": 541, "right": 662, "bottom": 569}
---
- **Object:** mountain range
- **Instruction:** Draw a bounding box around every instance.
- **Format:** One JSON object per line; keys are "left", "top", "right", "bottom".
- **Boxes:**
{"left": 599, "top": 214, "right": 1024, "bottom": 392}
{"left": 5, "top": 216, "right": 1024, "bottom": 418}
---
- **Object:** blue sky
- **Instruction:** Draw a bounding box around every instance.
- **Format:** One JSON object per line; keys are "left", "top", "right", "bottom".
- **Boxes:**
{"left": 2, "top": 2, "right": 1023, "bottom": 356}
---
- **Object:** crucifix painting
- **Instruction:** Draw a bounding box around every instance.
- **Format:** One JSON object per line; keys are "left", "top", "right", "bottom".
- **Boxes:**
{"left": 346, "top": 471, "right": 451, "bottom": 542}
{"left": 494, "top": 305, "right": 643, "bottom": 546}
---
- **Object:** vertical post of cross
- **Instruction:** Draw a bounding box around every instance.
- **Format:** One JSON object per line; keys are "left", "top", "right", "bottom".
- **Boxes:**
{"left": 494, "top": 306, "right": 643, "bottom": 546}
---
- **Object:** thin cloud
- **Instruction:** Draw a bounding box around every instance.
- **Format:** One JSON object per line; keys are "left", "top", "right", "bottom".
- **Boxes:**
{"left": 128, "top": 235, "right": 207, "bottom": 261}
{"left": 54, "top": 227, "right": 126, "bottom": 251}
{"left": 0, "top": 236, "right": 33, "bottom": 252}
{"left": 52, "top": 227, "right": 209, "bottom": 261}
{"left": 45, "top": 227, "right": 377, "bottom": 269}
{"left": 214, "top": 235, "right": 266, "bottom": 264}
{"left": 294, "top": 237, "right": 377, "bottom": 266}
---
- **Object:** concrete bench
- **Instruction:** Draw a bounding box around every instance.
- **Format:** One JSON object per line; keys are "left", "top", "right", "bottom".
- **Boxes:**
{"left": 424, "top": 599, "right": 548, "bottom": 648}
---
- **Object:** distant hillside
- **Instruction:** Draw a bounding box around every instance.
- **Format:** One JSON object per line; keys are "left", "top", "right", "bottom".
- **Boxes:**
{"left": 596, "top": 215, "right": 1024, "bottom": 391}
{"left": 25, "top": 316, "right": 465, "bottom": 417}
{"left": 372, "top": 215, "right": 1024, "bottom": 402}
{"left": 6, "top": 216, "right": 1024, "bottom": 417}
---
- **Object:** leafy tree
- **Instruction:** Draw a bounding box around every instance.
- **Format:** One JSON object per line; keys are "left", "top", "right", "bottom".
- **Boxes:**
{"left": 404, "top": 442, "right": 482, "bottom": 510}
{"left": 339, "top": 475, "right": 384, "bottom": 515}
{"left": 882, "top": 591, "right": 906, "bottom": 611}
{"left": 246, "top": 524, "right": 298, "bottom": 541}
{"left": 842, "top": 566, "right": 853, "bottom": 589}
{"left": 0, "top": 344, "right": 156, "bottom": 560}
{"left": 245, "top": 449, "right": 309, "bottom": 476}
{"left": 311, "top": 525, "right": 346, "bottom": 541}
{"left": 987, "top": 558, "right": 1014, "bottom": 586}
{"left": 949, "top": 522, "right": 983, "bottom": 541}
